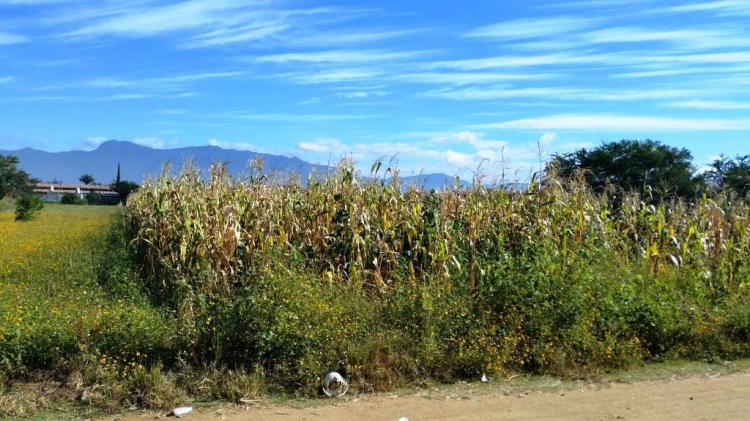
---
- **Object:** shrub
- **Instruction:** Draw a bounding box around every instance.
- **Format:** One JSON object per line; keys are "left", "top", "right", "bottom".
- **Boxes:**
{"left": 60, "top": 192, "right": 84, "bottom": 205}
{"left": 86, "top": 190, "right": 102, "bottom": 205}
{"left": 14, "top": 194, "right": 43, "bottom": 221}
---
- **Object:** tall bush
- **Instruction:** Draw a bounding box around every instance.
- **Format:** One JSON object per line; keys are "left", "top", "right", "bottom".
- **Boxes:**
{"left": 14, "top": 194, "right": 43, "bottom": 221}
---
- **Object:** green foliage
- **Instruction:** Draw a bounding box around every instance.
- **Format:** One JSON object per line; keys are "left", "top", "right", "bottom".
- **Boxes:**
{"left": 706, "top": 155, "right": 750, "bottom": 197}
{"left": 3, "top": 160, "right": 750, "bottom": 414}
{"left": 0, "top": 207, "right": 174, "bottom": 383}
{"left": 14, "top": 194, "right": 43, "bottom": 221}
{"left": 111, "top": 181, "right": 139, "bottom": 205}
{"left": 86, "top": 190, "right": 102, "bottom": 205}
{"left": 118, "top": 163, "right": 750, "bottom": 395}
{"left": 549, "top": 139, "right": 704, "bottom": 201}
{"left": 0, "top": 155, "right": 36, "bottom": 198}
{"left": 60, "top": 192, "right": 84, "bottom": 205}
{"left": 79, "top": 174, "right": 95, "bottom": 185}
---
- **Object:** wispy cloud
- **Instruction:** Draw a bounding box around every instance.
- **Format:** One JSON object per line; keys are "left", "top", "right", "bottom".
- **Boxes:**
{"left": 476, "top": 114, "right": 750, "bottom": 131}
{"left": 0, "top": 76, "right": 14, "bottom": 84}
{"left": 35, "top": 71, "right": 243, "bottom": 93}
{"left": 294, "top": 131, "right": 588, "bottom": 178}
{"left": 335, "top": 90, "right": 387, "bottom": 99}
{"left": 423, "top": 86, "right": 705, "bottom": 102}
{"left": 278, "top": 69, "right": 384, "bottom": 84}
{"left": 466, "top": 16, "right": 603, "bottom": 40}
{"left": 66, "top": 0, "right": 260, "bottom": 38}
{"left": 660, "top": 0, "right": 750, "bottom": 16}
{"left": 183, "top": 19, "right": 290, "bottom": 48}
{"left": 133, "top": 136, "right": 166, "bottom": 148}
{"left": 157, "top": 109, "right": 189, "bottom": 115}
{"left": 393, "top": 72, "right": 554, "bottom": 85}
{"left": 255, "top": 49, "right": 426, "bottom": 64}
{"left": 665, "top": 100, "right": 750, "bottom": 110}
{"left": 0, "top": 30, "right": 28, "bottom": 44}
{"left": 13, "top": 91, "right": 193, "bottom": 101}
{"left": 53, "top": 0, "right": 357, "bottom": 50}
{"left": 288, "top": 28, "right": 425, "bottom": 47}
{"left": 213, "top": 111, "right": 378, "bottom": 123}
{"left": 422, "top": 52, "right": 612, "bottom": 70}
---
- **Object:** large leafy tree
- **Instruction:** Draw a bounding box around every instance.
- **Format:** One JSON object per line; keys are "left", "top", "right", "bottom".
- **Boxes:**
{"left": 79, "top": 174, "right": 95, "bottom": 185}
{"left": 705, "top": 155, "right": 750, "bottom": 197}
{"left": 111, "top": 181, "right": 139, "bottom": 205}
{"left": 548, "top": 140, "right": 703, "bottom": 200}
{"left": 110, "top": 164, "right": 139, "bottom": 205}
{"left": 0, "top": 155, "right": 36, "bottom": 198}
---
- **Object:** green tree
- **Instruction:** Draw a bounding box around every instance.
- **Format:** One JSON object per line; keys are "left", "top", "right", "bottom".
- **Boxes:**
{"left": 548, "top": 140, "right": 703, "bottom": 200}
{"left": 111, "top": 181, "right": 139, "bottom": 205}
{"left": 111, "top": 163, "right": 138, "bottom": 205}
{"left": 705, "top": 155, "right": 750, "bottom": 197}
{"left": 79, "top": 174, "right": 95, "bottom": 185}
{"left": 60, "top": 192, "right": 84, "bottom": 205}
{"left": 15, "top": 194, "right": 43, "bottom": 221}
{"left": 86, "top": 190, "right": 102, "bottom": 205}
{"left": 0, "top": 155, "right": 36, "bottom": 198}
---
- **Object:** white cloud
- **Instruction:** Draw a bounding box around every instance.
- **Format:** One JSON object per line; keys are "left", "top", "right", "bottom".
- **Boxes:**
{"left": 292, "top": 132, "right": 590, "bottom": 180}
{"left": 255, "top": 49, "right": 426, "bottom": 64}
{"left": 208, "top": 138, "right": 258, "bottom": 152}
{"left": 103, "top": 93, "right": 152, "bottom": 100}
{"left": 68, "top": 0, "right": 259, "bottom": 38}
{"left": 443, "top": 150, "right": 474, "bottom": 167}
{"left": 184, "top": 21, "right": 290, "bottom": 48}
{"left": 393, "top": 71, "right": 554, "bottom": 85}
{"left": 666, "top": 100, "right": 750, "bottom": 110}
{"left": 157, "top": 109, "right": 189, "bottom": 115}
{"left": 0, "top": 76, "right": 14, "bottom": 84}
{"left": 660, "top": 0, "right": 750, "bottom": 16}
{"left": 73, "top": 71, "right": 244, "bottom": 91}
{"left": 279, "top": 69, "right": 384, "bottom": 84}
{"left": 288, "top": 28, "right": 424, "bottom": 47}
{"left": 0, "top": 31, "right": 28, "bottom": 44}
{"left": 539, "top": 132, "right": 557, "bottom": 146}
{"left": 423, "top": 52, "right": 610, "bottom": 70}
{"left": 335, "top": 90, "right": 387, "bottom": 99}
{"left": 423, "top": 86, "right": 704, "bottom": 102}
{"left": 132, "top": 136, "right": 166, "bottom": 149}
{"left": 213, "top": 111, "right": 377, "bottom": 122}
{"left": 476, "top": 114, "right": 750, "bottom": 131}
{"left": 298, "top": 137, "right": 344, "bottom": 153}
{"left": 466, "top": 16, "right": 603, "bottom": 40}
{"left": 84, "top": 136, "right": 108, "bottom": 149}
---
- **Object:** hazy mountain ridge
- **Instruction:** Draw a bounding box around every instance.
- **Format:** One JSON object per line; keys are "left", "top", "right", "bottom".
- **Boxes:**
{"left": 1, "top": 140, "right": 471, "bottom": 189}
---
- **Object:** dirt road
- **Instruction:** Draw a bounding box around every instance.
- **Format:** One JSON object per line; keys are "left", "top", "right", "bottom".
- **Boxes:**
{"left": 120, "top": 370, "right": 750, "bottom": 421}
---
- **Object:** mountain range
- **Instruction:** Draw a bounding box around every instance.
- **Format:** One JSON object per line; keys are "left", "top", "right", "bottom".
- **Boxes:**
{"left": 1, "top": 140, "right": 468, "bottom": 189}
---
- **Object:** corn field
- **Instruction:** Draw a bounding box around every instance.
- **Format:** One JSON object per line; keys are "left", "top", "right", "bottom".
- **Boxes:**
{"left": 126, "top": 164, "right": 750, "bottom": 298}
{"left": 121, "top": 163, "right": 750, "bottom": 390}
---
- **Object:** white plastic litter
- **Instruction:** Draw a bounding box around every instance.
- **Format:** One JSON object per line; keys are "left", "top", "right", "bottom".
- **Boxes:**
{"left": 481, "top": 373, "right": 489, "bottom": 383}
{"left": 322, "top": 371, "right": 349, "bottom": 397}
{"left": 398, "top": 417, "right": 409, "bottom": 421}
{"left": 171, "top": 406, "right": 193, "bottom": 418}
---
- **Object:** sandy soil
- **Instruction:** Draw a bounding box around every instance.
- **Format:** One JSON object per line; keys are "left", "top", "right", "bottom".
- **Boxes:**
{"left": 117, "top": 370, "right": 750, "bottom": 421}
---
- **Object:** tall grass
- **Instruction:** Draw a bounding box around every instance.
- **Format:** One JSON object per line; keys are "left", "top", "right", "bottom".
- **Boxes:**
{"left": 121, "top": 163, "right": 749, "bottom": 393}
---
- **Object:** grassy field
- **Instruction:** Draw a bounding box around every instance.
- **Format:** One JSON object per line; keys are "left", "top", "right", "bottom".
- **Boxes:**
{"left": 0, "top": 204, "right": 175, "bottom": 417}
{"left": 1, "top": 168, "right": 749, "bottom": 417}
{"left": 0, "top": 197, "right": 15, "bottom": 212}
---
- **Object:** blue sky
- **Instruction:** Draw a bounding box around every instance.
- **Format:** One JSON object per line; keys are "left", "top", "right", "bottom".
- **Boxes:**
{"left": 1, "top": 0, "right": 750, "bottom": 180}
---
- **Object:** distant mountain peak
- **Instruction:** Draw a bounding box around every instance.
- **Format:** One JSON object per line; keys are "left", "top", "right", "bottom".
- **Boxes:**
{"left": 1, "top": 141, "right": 465, "bottom": 189}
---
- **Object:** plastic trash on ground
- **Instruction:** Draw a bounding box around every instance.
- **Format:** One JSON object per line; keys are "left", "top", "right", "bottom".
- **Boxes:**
{"left": 322, "top": 371, "right": 349, "bottom": 397}
{"left": 481, "top": 373, "right": 489, "bottom": 383}
{"left": 170, "top": 406, "right": 193, "bottom": 418}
